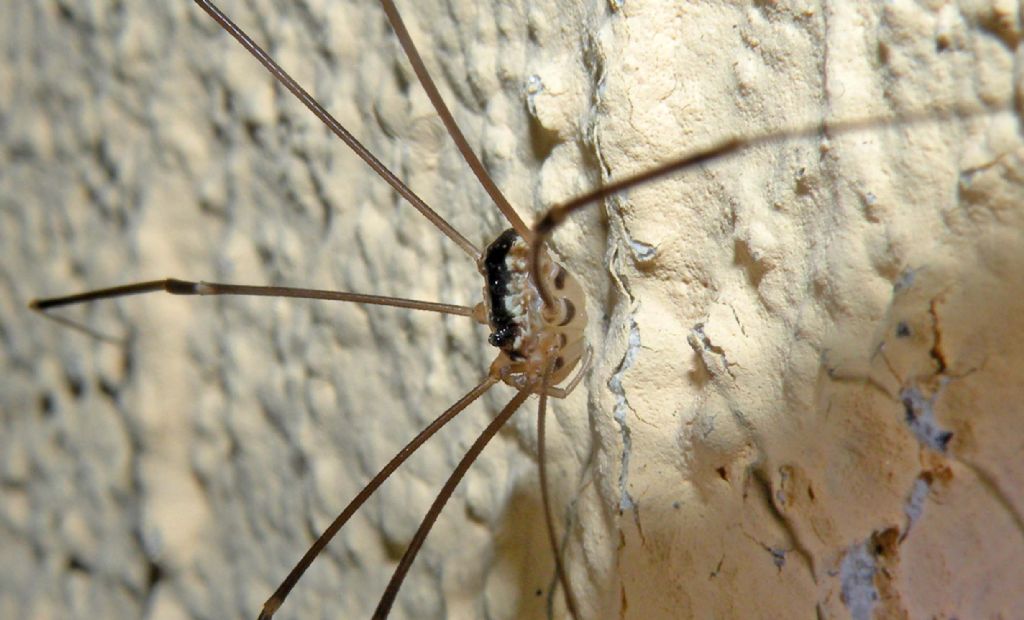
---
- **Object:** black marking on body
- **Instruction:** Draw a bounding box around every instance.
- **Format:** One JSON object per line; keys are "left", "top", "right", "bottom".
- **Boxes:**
{"left": 558, "top": 300, "right": 575, "bottom": 327}
{"left": 554, "top": 267, "right": 566, "bottom": 290}
{"left": 484, "top": 229, "right": 522, "bottom": 357}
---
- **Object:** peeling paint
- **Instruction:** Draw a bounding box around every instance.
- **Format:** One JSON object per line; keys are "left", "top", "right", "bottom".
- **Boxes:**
{"left": 525, "top": 74, "right": 544, "bottom": 117}
{"left": 903, "top": 476, "right": 931, "bottom": 535}
{"left": 893, "top": 270, "right": 916, "bottom": 293}
{"left": 608, "top": 318, "right": 639, "bottom": 512}
{"left": 687, "top": 322, "right": 733, "bottom": 379}
{"left": 840, "top": 541, "right": 879, "bottom": 620}
{"left": 628, "top": 239, "right": 656, "bottom": 263}
{"left": 901, "top": 387, "right": 953, "bottom": 453}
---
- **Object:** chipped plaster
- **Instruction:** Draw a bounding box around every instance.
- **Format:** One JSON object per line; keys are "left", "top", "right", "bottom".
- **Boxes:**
{"left": 3, "top": 1, "right": 1023, "bottom": 619}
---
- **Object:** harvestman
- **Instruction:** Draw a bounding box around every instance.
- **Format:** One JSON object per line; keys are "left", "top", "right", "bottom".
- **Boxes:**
{"left": 33, "top": 1, "right": 593, "bottom": 617}
{"left": 29, "top": 0, "right": 1000, "bottom": 617}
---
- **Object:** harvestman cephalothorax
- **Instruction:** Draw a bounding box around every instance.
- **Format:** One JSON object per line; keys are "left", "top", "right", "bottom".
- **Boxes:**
{"left": 24, "top": 0, "right": 1013, "bottom": 617}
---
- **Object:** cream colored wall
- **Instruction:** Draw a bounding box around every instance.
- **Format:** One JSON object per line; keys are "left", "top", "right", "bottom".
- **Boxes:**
{"left": 2, "top": 1, "right": 1022, "bottom": 619}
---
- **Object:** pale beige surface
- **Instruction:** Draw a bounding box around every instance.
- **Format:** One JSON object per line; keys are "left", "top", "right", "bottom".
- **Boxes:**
{"left": 2, "top": 1, "right": 1022, "bottom": 619}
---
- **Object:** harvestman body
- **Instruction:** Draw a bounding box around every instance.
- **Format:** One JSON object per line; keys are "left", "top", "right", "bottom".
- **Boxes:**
{"left": 31, "top": 1, "right": 593, "bottom": 617}
{"left": 29, "top": 0, "right": 1002, "bottom": 617}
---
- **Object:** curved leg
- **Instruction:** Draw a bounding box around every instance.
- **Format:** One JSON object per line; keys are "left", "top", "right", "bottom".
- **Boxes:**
{"left": 537, "top": 367, "right": 582, "bottom": 620}
{"left": 545, "top": 345, "right": 593, "bottom": 399}
{"left": 372, "top": 389, "right": 531, "bottom": 619}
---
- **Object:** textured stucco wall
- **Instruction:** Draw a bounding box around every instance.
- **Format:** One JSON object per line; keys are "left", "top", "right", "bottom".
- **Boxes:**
{"left": 2, "top": 1, "right": 1022, "bottom": 619}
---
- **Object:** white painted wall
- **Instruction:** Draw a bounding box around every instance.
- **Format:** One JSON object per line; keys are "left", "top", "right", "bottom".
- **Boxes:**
{"left": 2, "top": 1, "right": 1022, "bottom": 619}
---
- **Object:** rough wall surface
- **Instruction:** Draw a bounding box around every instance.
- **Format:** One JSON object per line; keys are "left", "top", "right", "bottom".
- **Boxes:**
{"left": 2, "top": 1, "right": 1022, "bottom": 619}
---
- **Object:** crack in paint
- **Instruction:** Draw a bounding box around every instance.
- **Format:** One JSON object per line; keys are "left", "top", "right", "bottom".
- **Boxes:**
{"left": 901, "top": 475, "right": 931, "bottom": 540}
{"left": 628, "top": 239, "right": 656, "bottom": 263}
{"left": 750, "top": 467, "right": 817, "bottom": 578}
{"left": 927, "top": 298, "right": 948, "bottom": 373}
{"left": 608, "top": 318, "right": 639, "bottom": 512}
{"left": 839, "top": 540, "right": 879, "bottom": 620}
{"left": 687, "top": 322, "right": 736, "bottom": 379}
{"left": 900, "top": 386, "right": 953, "bottom": 453}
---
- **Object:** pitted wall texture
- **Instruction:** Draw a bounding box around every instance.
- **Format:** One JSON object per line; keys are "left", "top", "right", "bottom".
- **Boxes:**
{"left": 2, "top": 1, "right": 1022, "bottom": 619}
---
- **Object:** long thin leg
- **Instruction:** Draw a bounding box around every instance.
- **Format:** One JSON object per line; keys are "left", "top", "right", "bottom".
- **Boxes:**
{"left": 537, "top": 375, "right": 582, "bottom": 620}
{"left": 191, "top": 0, "right": 480, "bottom": 259}
{"left": 528, "top": 103, "right": 1006, "bottom": 308}
{"left": 377, "top": 0, "right": 530, "bottom": 240}
{"left": 259, "top": 375, "right": 500, "bottom": 620}
{"left": 30, "top": 278, "right": 477, "bottom": 318}
{"left": 372, "top": 388, "right": 532, "bottom": 619}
